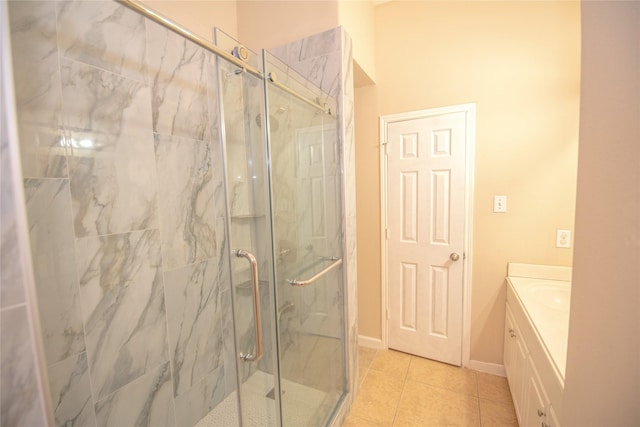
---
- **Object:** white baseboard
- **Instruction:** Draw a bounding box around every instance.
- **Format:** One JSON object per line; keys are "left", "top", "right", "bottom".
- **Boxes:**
{"left": 357, "top": 337, "right": 505, "bottom": 377}
{"left": 467, "top": 360, "right": 506, "bottom": 377}
{"left": 358, "top": 335, "right": 385, "bottom": 350}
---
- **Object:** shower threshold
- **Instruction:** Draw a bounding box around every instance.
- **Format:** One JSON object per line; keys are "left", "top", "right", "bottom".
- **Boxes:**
{"left": 197, "top": 370, "right": 333, "bottom": 427}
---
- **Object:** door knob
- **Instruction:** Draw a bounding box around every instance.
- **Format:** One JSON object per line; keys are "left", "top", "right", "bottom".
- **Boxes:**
{"left": 450, "top": 253, "right": 460, "bottom": 261}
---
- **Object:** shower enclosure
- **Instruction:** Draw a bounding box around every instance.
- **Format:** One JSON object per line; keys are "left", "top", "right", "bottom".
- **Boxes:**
{"left": 2, "top": 1, "right": 351, "bottom": 426}
{"left": 215, "top": 31, "right": 346, "bottom": 426}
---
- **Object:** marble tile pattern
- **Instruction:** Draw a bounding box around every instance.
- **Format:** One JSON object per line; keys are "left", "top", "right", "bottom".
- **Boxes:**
{"left": 48, "top": 352, "right": 96, "bottom": 427}
{"left": 8, "top": 2, "right": 238, "bottom": 426}
{"left": 76, "top": 229, "right": 168, "bottom": 401}
{"left": 1, "top": 121, "right": 26, "bottom": 308}
{"left": 339, "top": 31, "right": 360, "bottom": 406}
{"left": 1, "top": 52, "right": 48, "bottom": 424}
{"left": 154, "top": 134, "right": 217, "bottom": 270}
{"left": 146, "top": 21, "right": 212, "bottom": 142}
{"left": 270, "top": 28, "right": 342, "bottom": 101}
{"left": 56, "top": 0, "right": 148, "bottom": 83}
{"left": 8, "top": 0, "right": 68, "bottom": 179}
{"left": 341, "top": 31, "right": 360, "bottom": 415}
{"left": 61, "top": 58, "right": 159, "bottom": 238}
{"left": 24, "top": 178, "right": 86, "bottom": 366}
{"left": 0, "top": 307, "right": 47, "bottom": 427}
{"left": 164, "top": 260, "right": 223, "bottom": 397}
{"left": 174, "top": 366, "right": 227, "bottom": 427}
{"left": 221, "top": 288, "right": 239, "bottom": 395}
{"left": 94, "top": 361, "right": 175, "bottom": 427}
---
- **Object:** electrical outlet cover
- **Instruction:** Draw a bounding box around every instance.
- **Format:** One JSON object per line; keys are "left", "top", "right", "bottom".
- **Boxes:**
{"left": 556, "top": 229, "right": 571, "bottom": 248}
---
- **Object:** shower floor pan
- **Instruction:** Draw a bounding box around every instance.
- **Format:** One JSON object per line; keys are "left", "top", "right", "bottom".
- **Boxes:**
{"left": 197, "top": 370, "right": 336, "bottom": 427}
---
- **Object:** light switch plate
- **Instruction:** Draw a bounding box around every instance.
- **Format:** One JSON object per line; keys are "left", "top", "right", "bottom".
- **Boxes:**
{"left": 493, "top": 195, "right": 507, "bottom": 213}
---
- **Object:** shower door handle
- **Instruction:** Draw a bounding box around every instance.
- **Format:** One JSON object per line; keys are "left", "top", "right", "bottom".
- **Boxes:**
{"left": 235, "top": 249, "right": 263, "bottom": 362}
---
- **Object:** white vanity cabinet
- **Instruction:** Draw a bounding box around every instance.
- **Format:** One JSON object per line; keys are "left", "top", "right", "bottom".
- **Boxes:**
{"left": 505, "top": 278, "right": 565, "bottom": 427}
{"left": 504, "top": 305, "right": 528, "bottom": 420}
{"left": 523, "top": 357, "right": 551, "bottom": 427}
{"left": 547, "top": 404, "right": 560, "bottom": 427}
{"left": 505, "top": 301, "right": 558, "bottom": 427}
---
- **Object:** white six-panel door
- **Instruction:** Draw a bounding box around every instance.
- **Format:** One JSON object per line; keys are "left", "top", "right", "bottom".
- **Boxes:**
{"left": 385, "top": 110, "right": 468, "bottom": 366}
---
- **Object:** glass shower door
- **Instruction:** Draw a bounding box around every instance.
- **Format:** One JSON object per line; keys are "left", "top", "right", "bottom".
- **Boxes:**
{"left": 216, "top": 32, "right": 282, "bottom": 426}
{"left": 215, "top": 33, "right": 346, "bottom": 427}
{"left": 263, "top": 51, "right": 347, "bottom": 427}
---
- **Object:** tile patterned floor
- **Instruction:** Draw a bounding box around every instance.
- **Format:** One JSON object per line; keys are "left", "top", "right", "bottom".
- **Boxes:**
{"left": 343, "top": 347, "right": 518, "bottom": 427}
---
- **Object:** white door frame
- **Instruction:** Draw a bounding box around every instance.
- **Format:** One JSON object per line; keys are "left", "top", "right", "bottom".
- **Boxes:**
{"left": 380, "top": 103, "right": 476, "bottom": 367}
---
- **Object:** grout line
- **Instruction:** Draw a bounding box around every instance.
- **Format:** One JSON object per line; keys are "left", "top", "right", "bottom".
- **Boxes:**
{"left": 353, "top": 348, "right": 376, "bottom": 400}
{"left": 476, "top": 372, "right": 483, "bottom": 427}
{"left": 390, "top": 354, "right": 413, "bottom": 426}
{"left": 359, "top": 365, "right": 370, "bottom": 389}
{"left": 354, "top": 347, "right": 517, "bottom": 427}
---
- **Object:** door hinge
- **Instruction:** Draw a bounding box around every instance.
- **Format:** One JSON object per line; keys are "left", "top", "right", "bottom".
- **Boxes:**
{"left": 386, "top": 309, "right": 389, "bottom": 320}
{"left": 385, "top": 228, "right": 389, "bottom": 240}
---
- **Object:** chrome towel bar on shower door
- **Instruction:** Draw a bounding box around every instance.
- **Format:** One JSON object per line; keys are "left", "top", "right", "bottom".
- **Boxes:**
{"left": 288, "top": 257, "right": 342, "bottom": 286}
{"left": 235, "top": 249, "right": 262, "bottom": 362}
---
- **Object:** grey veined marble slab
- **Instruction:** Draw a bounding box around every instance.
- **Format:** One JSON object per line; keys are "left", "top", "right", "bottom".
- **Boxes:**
{"left": 146, "top": 21, "right": 213, "bottom": 142}
{"left": 56, "top": 0, "right": 148, "bottom": 84}
{"left": 8, "top": 1, "right": 68, "bottom": 178}
{"left": 24, "top": 178, "right": 86, "bottom": 366}
{"left": 48, "top": 352, "right": 96, "bottom": 427}
{"left": 76, "top": 229, "right": 168, "bottom": 401}
{"left": 164, "top": 259, "right": 223, "bottom": 397}
{"left": 1, "top": 125, "right": 26, "bottom": 308}
{"left": 60, "top": 58, "right": 159, "bottom": 238}
{"left": 154, "top": 134, "right": 218, "bottom": 271}
{"left": 0, "top": 307, "right": 47, "bottom": 427}
{"left": 94, "top": 361, "right": 174, "bottom": 427}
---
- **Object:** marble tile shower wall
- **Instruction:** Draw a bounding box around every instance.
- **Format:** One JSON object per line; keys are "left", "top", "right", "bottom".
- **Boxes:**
{"left": 1, "top": 4, "right": 48, "bottom": 422}
{"left": 8, "top": 2, "right": 237, "bottom": 427}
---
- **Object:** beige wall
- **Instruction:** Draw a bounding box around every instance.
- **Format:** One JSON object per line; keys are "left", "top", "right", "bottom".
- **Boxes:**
{"left": 563, "top": 2, "right": 639, "bottom": 425}
{"left": 338, "top": 0, "right": 376, "bottom": 83}
{"left": 142, "top": 0, "right": 378, "bottom": 86}
{"left": 356, "top": 1, "right": 581, "bottom": 364}
{"left": 143, "top": 1, "right": 238, "bottom": 41}
{"left": 140, "top": 0, "right": 380, "bottom": 81}
{"left": 236, "top": 1, "right": 338, "bottom": 52}
{"left": 354, "top": 84, "right": 381, "bottom": 339}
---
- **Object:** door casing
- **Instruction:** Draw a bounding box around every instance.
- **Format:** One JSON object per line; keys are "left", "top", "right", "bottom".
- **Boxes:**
{"left": 379, "top": 103, "right": 476, "bottom": 367}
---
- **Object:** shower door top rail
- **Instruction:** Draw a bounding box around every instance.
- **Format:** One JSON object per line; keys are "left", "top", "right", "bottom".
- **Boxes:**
{"left": 116, "top": 0, "right": 262, "bottom": 77}
{"left": 288, "top": 257, "right": 342, "bottom": 286}
{"left": 267, "top": 71, "right": 332, "bottom": 115}
{"left": 116, "top": 0, "right": 332, "bottom": 115}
